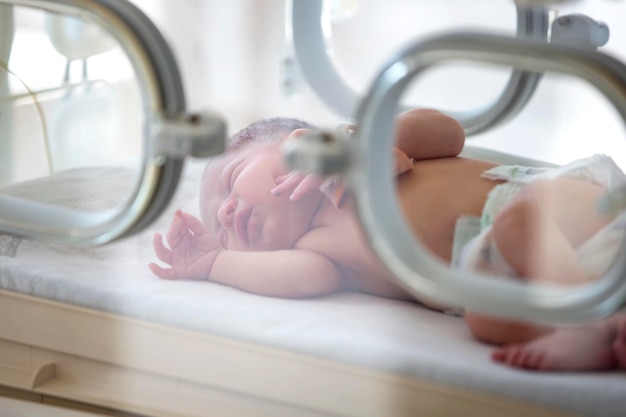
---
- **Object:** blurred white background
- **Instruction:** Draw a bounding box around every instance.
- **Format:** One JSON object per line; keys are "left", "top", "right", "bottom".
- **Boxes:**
{"left": 127, "top": 0, "right": 626, "bottom": 167}
{"left": 3, "top": 0, "right": 626, "bottom": 181}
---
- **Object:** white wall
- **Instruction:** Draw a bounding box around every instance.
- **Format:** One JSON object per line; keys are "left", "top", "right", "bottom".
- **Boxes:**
{"left": 4, "top": 0, "right": 624, "bottom": 172}
{"left": 128, "top": 0, "right": 340, "bottom": 135}
{"left": 125, "top": 0, "right": 626, "bottom": 166}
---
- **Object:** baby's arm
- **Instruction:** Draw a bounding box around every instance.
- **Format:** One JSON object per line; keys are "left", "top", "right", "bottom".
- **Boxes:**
{"left": 395, "top": 108, "right": 465, "bottom": 161}
{"left": 273, "top": 109, "right": 462, "bottom": 204}
{"left": 209, "top": 249, "right": 343, "bottom": 298}
{"left": 151, "top": 211, "right": 343, "bottom": 298}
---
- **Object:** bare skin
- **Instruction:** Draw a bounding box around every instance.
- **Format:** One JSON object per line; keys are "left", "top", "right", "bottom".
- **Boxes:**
{"left": 490, "top": 316, "right": 626, "bottom": 371}
{"left": 150, "top": 109, "right": 471, "bottom": 302}
{"left": 150, "top": 109, "right": 626, "bottom": 372}
{"left": 396, "top": 156, "right": 498, "bottom": 262}
{"left": 464, "top": 174, "right": 626, "bottom": 372}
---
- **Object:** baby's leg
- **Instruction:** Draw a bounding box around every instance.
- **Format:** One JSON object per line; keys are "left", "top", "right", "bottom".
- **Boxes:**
{"left": 465, "top": 272, "right": 625, "bottom": 371}
{"left": 470, "top": 178, "right": 623, "bottom": 371}
{"left": 491, "top": 313, "right": 626, "bottom": 371}
{"left": 492, "top": 177, "right": 614, "bottom": 284}
{"left": 464, "top": 313, "right": 552, "bottom": 346}
{"left": 614, "top": 315, "right": 626, "bottom": 369}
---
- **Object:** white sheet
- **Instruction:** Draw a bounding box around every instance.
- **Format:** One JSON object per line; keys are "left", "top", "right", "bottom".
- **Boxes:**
{"left": 0, "top": 161, "right": 625, "bottom": 417}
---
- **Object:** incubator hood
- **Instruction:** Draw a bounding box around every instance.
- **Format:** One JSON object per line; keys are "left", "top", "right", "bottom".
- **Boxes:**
{"left": 0, "top": 0, "right": 227, "bottom": 245}
{"left": 285, "top": 1, "right": 626, "bottom": 323}
{"left": 0, "top": 0, "right": 624, "bottom": 324}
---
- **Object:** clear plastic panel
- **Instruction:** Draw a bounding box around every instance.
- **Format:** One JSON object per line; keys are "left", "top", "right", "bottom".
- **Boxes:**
{"left": 0, "top": 5, "right": 143, "bottom": 228}
{"left": 287, "top": 0, "right": 546, "bottom": 135}
{"left": 349, "top": 31, "right": 626, "bottom": 323}
{"left": 325, "top": 0, "right": 517, "bottom": 111}
{"left": 389, "top": 63, "right": 626, "bottom": 317}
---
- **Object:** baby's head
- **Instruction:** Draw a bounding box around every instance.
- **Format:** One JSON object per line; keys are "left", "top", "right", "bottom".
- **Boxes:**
{"left": 200, "top": 117, "right": 320, "bottom": 252}
{"left": 225, "top": 117, "right": 315, "bottom": 152}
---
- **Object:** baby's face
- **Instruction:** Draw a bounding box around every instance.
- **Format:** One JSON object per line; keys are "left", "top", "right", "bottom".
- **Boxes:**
{"left": 200, "top": 142, "right": 322, "bottom": 252}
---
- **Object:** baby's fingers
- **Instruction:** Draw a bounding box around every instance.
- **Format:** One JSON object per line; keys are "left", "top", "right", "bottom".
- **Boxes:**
{"left": 178, "top": 211, "right": 208, "bottom": 235}
{"left": 152, "top": 233, "right": 173, "bottom": 265}
{"left": 271, "top": 170, "right": 304, "bottom": 196}
{"left": 289, "top": 173, "right": 322, "bottom": 201}
{"left": 165, "top": 211, "right": 187, "bottom": 248}
{"left": 149, "top": 262, "right": 179, "bottom": 280}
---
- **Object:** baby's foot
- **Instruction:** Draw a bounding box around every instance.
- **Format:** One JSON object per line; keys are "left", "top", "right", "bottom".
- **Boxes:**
{"left": 613, "top": 319, "right": 626, "bottom": 369}
{"left": 492, "top": 324, "right": 616, "bottom": 371}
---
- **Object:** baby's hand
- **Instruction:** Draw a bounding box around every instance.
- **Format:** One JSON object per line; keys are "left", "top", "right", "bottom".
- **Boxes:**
{"left": 271, "top": 148, "right": 412, "bottom": 207}
{"left": 149, "top": 210, "right": 221, "bottom": 281}
{"left": 271, "top": 170, "right": 346, "bottom": 208}
{"left": 271, "top": 170, "right": 324, "bottom": 201}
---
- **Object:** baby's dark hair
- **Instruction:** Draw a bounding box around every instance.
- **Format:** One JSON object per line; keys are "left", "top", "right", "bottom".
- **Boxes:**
{"left": 228, "top": 117, "right": 316, "bottom": 151}
{"left": 201, "top": 117, "right": 316, "bottom": 188}
{"left": 200, "top": 117, "right": 317, "bottom": 227}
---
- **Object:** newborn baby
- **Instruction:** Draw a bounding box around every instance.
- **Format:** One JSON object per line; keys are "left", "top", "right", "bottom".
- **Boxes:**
{"left": 151, "top": 109, "right": 626, "bottom": 372}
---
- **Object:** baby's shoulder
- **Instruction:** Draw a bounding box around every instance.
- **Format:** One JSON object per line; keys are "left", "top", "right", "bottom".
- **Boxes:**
{"left": 295, "top": 201, "right": 360, "bottom": 254}
{"left": 293, "top": 223, "right": 336, "bottom": 253}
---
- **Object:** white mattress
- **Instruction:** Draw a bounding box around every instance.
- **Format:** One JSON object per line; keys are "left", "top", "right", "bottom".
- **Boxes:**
{"left": 0, "top": 161, "right": 625, "bottom": 417}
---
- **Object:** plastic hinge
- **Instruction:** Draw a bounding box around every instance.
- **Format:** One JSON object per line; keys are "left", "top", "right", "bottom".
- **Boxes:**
{"left": 550, "top": 14, "right": 609, "bottom": 49}
{"left": 153, "top": 112, "right": 227, "bottom": 159}
{"left": 283, "top": 130, "right": 352, "bottom": 176}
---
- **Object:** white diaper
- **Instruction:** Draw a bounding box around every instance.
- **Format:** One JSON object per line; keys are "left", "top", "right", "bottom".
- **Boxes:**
{"left": 454, "top": 154, "right": 626, "bottom": 280}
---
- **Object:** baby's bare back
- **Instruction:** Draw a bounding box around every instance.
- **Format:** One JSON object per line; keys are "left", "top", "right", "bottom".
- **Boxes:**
{"left": 397, "top": 157, "right": 500, "bottom": 262}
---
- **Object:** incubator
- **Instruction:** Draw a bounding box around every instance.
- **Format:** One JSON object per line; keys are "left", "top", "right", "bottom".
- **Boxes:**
{"left": 284, "top": 0, "right": 626, "bottom": 323}
{"left": 0, "top": 0, "right": 226, "bottom": 245}
{"left": 0, "top": 0, "right": 625, "bottom": 325}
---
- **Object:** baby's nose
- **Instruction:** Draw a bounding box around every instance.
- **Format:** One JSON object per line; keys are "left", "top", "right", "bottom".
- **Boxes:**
{"left": 217, "top": 198, "right": 236, "bottom": 229}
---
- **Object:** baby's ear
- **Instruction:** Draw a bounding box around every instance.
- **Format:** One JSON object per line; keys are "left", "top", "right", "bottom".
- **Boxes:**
{"left": 284, "top": 128, "right": 312, "bottom": 142}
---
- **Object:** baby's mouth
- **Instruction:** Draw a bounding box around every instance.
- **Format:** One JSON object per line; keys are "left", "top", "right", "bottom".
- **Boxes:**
{"left": 234, "top": 209, "right": 252, "bottom": 246}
